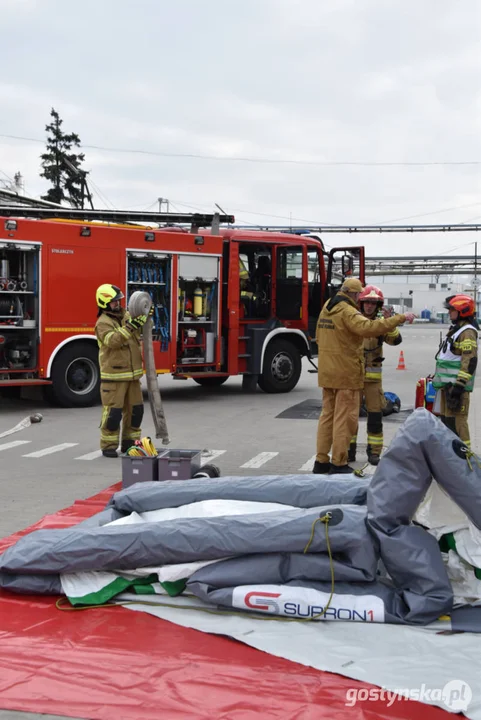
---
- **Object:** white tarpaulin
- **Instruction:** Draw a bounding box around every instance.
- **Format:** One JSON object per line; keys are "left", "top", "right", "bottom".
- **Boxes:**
{"left": 120, "top": 595, "right": 481, "bottom": 719}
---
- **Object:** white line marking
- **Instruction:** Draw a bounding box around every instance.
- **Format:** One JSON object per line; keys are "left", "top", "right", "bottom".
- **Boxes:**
{"left": 0, "top": 440, "right": 31, "bottom": 451}
{"left": 23, "top": 443, "right": 79, "bottom": 458}
{"left": 200, "top": 450, "right": 226, "bottom": 466}
{"left": 241, "top": 451, "right": 279, "bottom": 469}
{"left": 75, "top": 449, "right": 103, "bottom": 460}
{"left": 299, "top": 455, "right": 316, "bottom": 471}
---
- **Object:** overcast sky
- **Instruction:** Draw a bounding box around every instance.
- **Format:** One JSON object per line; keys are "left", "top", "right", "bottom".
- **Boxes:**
{"left": 1, "top": 0, "right": 481, "bottom": 257}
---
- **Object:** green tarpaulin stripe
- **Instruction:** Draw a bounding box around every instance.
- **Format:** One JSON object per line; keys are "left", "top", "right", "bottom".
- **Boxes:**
{"left": 160, "top": 579, "right": 187, "bottom": 597}
{"left": 67, "top": 574, "right": 158, "bottom": 606}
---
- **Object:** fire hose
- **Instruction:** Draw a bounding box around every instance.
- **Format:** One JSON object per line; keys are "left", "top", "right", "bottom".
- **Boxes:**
{"left": 128, "top": 291, "right": 170, "bottom": 445}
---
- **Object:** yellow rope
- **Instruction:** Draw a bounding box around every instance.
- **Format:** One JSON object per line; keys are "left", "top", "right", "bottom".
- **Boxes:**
{"left": 56, "top": 596, "right": 323, "bottom": 622}
{"left": 124, "top": 437, "right": 158, "bottom": 457}
{"left": 465, "top": 449, "right": 481, "bottom": 472}
{"left": 302, "top": 513, "right": 335, "bottom": 619}
{"left": 354, "top": 463, "right": 369, "bottom": 477}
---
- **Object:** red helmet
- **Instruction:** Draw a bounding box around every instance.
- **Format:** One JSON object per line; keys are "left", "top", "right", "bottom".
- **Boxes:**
{"left": 359, "top": 285, "right": 384, "bottom": 304}
{"left": 444, "top": 294, "right": 475, "bottom": 318}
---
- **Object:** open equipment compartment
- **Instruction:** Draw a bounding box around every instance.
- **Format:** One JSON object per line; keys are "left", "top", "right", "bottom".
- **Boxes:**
{"left": 177, "top": 254, "right": 220, "bottom": 369}
{"left": 0, "top": 241, "right": 40, "bottom": 377}
{"left": 126, "top": 251, "right": 172, "bottom": 352}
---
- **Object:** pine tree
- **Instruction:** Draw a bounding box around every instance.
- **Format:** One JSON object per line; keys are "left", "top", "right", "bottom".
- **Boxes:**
{"left": 40, "top": 108, "right": 86, "bottom": 207}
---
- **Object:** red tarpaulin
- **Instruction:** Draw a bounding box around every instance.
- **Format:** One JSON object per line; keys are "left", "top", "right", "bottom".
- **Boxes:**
{"left": 0, "top": 485, "right": 451, "bottom": 720}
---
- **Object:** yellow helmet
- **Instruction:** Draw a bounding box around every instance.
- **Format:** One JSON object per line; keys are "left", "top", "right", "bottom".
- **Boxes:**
{"left": 96, "top": 283, "right": 124, "bottom": 309}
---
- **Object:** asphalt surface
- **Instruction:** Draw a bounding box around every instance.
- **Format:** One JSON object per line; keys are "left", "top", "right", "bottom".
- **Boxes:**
{"left": 0, "top": 324, "right": 444, "bottom": 539}
{"left": 0, "top": 323, "right": 474, "bottom": 720}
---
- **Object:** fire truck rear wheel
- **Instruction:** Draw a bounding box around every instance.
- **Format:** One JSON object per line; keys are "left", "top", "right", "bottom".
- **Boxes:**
{"left": 193, "top": 377, "right": 228, "bottom": 387}
{"left": 47, "top": 343, "right": 100, "bottom": 408}
{"left": 258, "top": 339, "right": 302, "bottom": 393}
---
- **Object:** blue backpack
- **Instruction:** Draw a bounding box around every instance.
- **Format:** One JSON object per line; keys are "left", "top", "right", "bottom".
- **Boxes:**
{"left": 359, "top": 392, "right": 401, "bottom": 417}
{"left": 383, "top": 392, "right": 401, "bottom": 415}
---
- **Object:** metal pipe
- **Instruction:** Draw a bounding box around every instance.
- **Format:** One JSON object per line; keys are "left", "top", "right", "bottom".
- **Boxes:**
{"left": 232, "top": 224, "right": 481, "bottom": 233}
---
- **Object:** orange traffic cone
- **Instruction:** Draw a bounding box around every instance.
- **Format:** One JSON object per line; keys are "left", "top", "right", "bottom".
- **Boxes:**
{"left": 396, "top": 350, "right": 406, "bottom": 370}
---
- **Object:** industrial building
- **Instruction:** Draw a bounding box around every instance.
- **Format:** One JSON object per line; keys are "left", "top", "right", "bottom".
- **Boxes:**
{"left": 364, "top": 274, "right": 477, "bottom": 321}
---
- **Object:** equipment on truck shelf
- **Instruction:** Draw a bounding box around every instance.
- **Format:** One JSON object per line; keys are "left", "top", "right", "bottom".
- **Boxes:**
{"left": 179, "top": 328, "right": 206, "bottom": 363}
{"left": 127, "top": 256, "right": 171, "bottom": 352}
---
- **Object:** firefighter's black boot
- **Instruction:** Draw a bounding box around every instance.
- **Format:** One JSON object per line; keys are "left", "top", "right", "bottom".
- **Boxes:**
{"left": 329, "top": 464, "right": 355, "bottom": 474}
{"left": 121, "top": 441, "right": 134, "bottom": 454}
{"left": 348, "top": 443, "right": 357, "bottom": 463}
{"left": 102, "top": 448, "right": 118, "bottom": 458}
{"left": 312, "top": 461, "right": 331, "bottom": 474}
{"left": 366, "top": 444, "right": 381, "bottom": 466}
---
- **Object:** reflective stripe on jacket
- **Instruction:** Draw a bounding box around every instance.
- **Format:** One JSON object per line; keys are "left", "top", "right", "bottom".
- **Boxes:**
{"left": 95, "top": 309, "right": 143, "bottom": 381}
{"left": 432, "top": 323, "right": 478, "bottom": 392}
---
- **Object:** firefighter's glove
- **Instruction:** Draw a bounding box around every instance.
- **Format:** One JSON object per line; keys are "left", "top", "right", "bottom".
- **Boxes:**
{"left": 128, "top": 315, "right": 147, "bottom": 331}
{"left": 446, "top": 383, "right": 464, "bottom": 412}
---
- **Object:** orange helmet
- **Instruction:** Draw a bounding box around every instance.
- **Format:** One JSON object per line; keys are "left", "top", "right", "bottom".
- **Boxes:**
{"left": 359, "top": 285, "right": 384, "bottom": 304}
{"left": 444, "top": 294, "right": 475, "bottom": 318}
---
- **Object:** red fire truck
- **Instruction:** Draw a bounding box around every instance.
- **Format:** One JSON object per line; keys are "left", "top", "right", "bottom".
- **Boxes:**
{"left": 0, "top": 207, "right": 365, "bottom": 406}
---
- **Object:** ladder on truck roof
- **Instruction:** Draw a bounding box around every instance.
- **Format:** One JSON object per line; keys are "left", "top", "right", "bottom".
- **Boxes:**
{"left": 232, "top": 223, "right": 481, "bottom": 234}
{"left": 0, "top": 206, "right": 235, "bottom": 233}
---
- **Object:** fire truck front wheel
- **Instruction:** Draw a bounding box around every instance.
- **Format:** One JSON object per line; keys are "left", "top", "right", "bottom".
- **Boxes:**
{"left": 47, "top": 343, "right": 100, "bottom": 408}
{"left": 258, "top": 339, "right": 302, "bottom": 393}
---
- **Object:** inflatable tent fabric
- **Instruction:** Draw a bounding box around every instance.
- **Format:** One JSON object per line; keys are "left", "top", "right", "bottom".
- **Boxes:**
{"left": 1, "top": 409, "right": 481, "bottom": 631}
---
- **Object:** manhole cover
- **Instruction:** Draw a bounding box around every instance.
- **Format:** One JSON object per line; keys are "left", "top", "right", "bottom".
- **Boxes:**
{"left": 276, "top": 399, "right": 322, "bottom": 420}
{"left": 277, "top": 399, "right": 413, "bottom": 422}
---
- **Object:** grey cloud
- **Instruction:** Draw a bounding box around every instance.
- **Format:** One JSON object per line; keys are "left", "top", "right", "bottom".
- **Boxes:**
{"left": 1, "top": 0, "right": 480, "bottom": 256}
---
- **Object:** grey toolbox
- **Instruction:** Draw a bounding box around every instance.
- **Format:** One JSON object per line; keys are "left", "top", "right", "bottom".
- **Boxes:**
{"left": 121, "top": 455, "right": 159, "bottom": 489}
{"left": 157, "top": 449, "right": 202, "bottom": 481}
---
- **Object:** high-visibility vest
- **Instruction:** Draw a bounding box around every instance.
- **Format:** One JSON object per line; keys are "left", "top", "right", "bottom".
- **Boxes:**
{"left": 432, "top": 324, "right": 478, "bottom": 391}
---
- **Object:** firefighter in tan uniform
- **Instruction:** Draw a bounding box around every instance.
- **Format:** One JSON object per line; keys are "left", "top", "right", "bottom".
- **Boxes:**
{"left": 95, "top": 284, "right": 147, "bottom": 458}
{"left": 314, "top": 278, "right": 415, "bottom": 474}
{"left": 348, "top": 285, "right": 403, "bottom": 466}
{"left": 432, "top": 294, "right": 478, "bottom": 447}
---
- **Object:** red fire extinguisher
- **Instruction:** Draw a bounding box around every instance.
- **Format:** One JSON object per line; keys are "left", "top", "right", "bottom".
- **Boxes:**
{"left": 415, "top": 376, "right": 435, "bottom": 413}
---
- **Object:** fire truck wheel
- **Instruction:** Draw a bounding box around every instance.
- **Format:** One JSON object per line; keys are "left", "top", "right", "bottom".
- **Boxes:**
{"left": 258, "top": 339, "right": 302, "bottom": 394}
{"left": 47, "top": 342, "right": 100, "bottom": 408}
{"left": 193, "top": 377, "right": 228, "bottom": 387}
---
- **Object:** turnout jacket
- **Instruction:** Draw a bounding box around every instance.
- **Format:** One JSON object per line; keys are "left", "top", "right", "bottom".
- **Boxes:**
{"left": 95, "top": 309, "right": 143, "bottom": 382}
{"left": 363, "top": 315, "right": 402, "bottom": 383}
{"left": 316, "top": 292, "right": 406, "bottom": 390}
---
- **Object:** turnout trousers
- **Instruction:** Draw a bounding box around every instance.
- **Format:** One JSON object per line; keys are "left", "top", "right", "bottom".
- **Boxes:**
{"left": 316, "top": 388, "right": 361, "bottom": 467}
{"left": 99, "top": 380, "right": 144, "bottom": 452}
{"left": 349, "top": 381, "right": 385, "bottom": 461}
{"left": 438, "top": 389, "right": 471, "bottom": 447}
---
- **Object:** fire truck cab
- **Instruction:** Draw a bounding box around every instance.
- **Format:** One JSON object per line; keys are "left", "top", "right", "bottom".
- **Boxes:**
{"left": 0, "top": 209, "right": 364, "bottom": 406}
